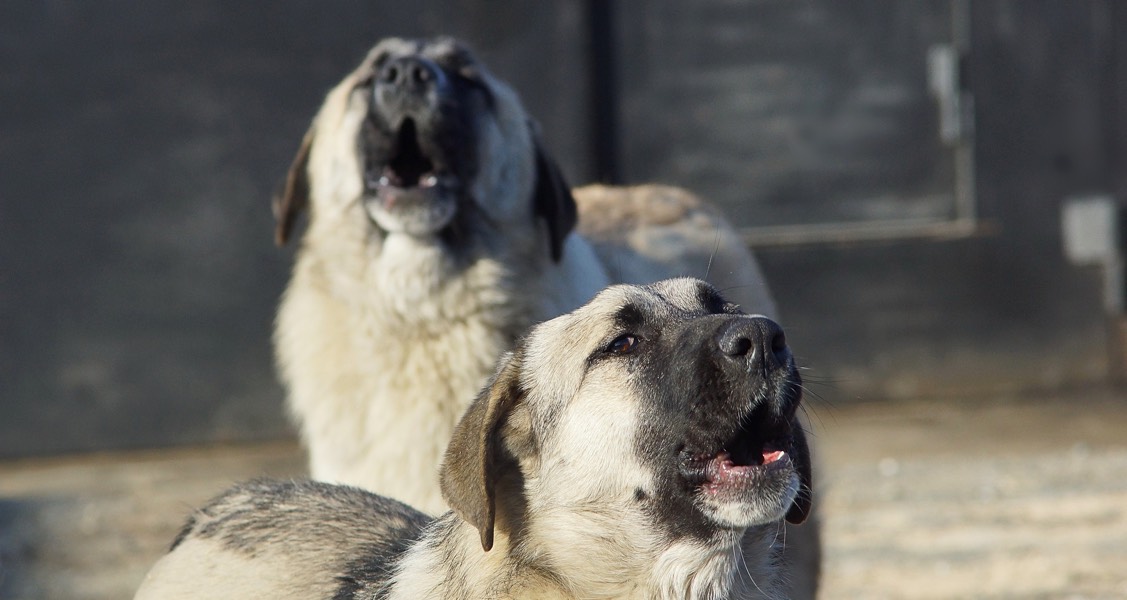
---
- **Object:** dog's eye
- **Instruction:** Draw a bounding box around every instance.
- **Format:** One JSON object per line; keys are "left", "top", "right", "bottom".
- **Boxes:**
{"left": 607, "top": 334, "right": 639, "bottom": 355}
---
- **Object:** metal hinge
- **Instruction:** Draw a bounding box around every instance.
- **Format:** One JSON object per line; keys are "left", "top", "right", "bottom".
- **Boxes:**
{"left": 927, "top": 43, "right": 973, "bottom": 146}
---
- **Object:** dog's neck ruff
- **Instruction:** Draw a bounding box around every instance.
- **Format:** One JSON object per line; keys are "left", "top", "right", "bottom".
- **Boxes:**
{"left": 282, "top": 222, "right": 605, "bottom": 513}
{"left": 382, "top": 514, "right": 783, "bottom": 599}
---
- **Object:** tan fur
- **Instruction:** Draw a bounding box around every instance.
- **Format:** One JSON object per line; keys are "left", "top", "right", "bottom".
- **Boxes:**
{"left": 137, "top": 279, "right": 810, "bottom": 600}
{"left": 137, "top": 536, "right": 331, "bottom": 600}
{"left": 273, "top": 37, "right": 817, "bottom": 597}
{"left": 384, "top": 521, "right": 786, "bottom": 599}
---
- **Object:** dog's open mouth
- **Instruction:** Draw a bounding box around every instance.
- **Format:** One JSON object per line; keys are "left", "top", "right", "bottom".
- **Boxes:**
{"left": 363, "top": 118, "right": 460, "bottom": 234}
{"left": 682, "top": 410, "right": 795, "bottom": 495}
{"left": 370, "top": 119, "right": 439, "bottom": 190}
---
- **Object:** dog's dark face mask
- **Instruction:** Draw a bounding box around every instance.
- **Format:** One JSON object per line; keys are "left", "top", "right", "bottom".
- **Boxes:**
{"left": 359, "top": 39, "right": 488, "bottom": 238}
{"left": 621, "top": 280, "right": 812, "bottom": 542}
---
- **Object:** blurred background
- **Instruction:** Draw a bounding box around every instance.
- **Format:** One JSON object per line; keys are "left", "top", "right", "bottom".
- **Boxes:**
{"left": 2, "top": 1, "right": 1126, "bottom": 598}
{"left": 3, "top": 0, "right": 1124, "bottom": 456}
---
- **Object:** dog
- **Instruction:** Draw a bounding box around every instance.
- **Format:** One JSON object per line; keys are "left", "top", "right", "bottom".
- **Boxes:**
{"left": 271, "top": 37, "right": 819, "bottom": 597}
{"left": 274, "top": 35, "right": 777, "bottom": 512}
{"left": 136, "top": 279, "right": 813, "bottom": 600}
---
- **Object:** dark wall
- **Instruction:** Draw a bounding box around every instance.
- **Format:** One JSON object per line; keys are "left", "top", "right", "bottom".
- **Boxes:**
{"left": 0, "top": 1, "right": 589, "bottom": 456}
{"left": 617, "top": 0, "right": 958, "bottom": 228}
{"left": 605, "top": 0, "right": 1114, "bottom": 398}
{"left": 0, "top": 1, "right": 1118, "bottom": 456}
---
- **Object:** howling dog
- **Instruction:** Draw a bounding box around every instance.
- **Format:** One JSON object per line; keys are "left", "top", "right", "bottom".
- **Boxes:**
{"left": 139, "top": 279, "right": 813, "bottom": 600}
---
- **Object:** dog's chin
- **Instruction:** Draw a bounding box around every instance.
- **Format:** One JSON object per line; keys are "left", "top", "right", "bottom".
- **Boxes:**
{"left": 682, "top": 416, "right": 803, "bottom": 529}
{"left": 364, "top": 184, "right": 457, "bottom": 236}
{"left": 692, "top": 452, "right": 801, "bottom": 529}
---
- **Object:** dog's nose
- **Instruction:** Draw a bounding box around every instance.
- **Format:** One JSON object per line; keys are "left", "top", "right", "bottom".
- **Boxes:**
{"left": 718, "top": 317, "right": 789, "bottom": 371}
{"left": 376, "top": 55, "right": 445, "bottom": 97}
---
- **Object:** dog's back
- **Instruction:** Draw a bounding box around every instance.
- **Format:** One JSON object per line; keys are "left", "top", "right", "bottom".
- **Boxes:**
{"left": 135, "top": 480, "right": 429, "bottom": 600}
{"left": 575, "top": 183, "right": 777, "bottom": 318}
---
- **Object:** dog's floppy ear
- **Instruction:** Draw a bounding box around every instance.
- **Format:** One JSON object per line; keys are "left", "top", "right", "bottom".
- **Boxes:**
{"left": 440, "top": 351, "right": 524, "bottom": 551}
{"left": 272, "top": 125, "right": 315, "bottom": 246}
{"left": 785, "top": 423, "right": 814, "bottom": 525}
{"left": 529, "top": 124, "right": 577, "bottom": 262}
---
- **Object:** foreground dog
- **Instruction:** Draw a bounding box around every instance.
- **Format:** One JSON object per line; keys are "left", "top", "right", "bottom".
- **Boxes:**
{"left": 137, "top": 279, "right": 812, "bottom": 599}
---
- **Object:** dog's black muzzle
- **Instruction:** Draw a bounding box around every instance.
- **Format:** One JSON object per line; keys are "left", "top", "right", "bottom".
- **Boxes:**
{"left": 373, "top": 54, "right": 448, "bottom": 122}
{"left": 672, "top": 313, "right": 803, "bottom": 486}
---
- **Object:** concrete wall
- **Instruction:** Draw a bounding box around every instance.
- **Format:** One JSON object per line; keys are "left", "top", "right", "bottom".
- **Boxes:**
{"left": 613, "top": 1, "right": 1114, "bottom": 399}
{"left": 0, "top": 1, "right": 1117, "bottom": 456}
{"left": 0, "top": 1, "right": 591, "bottom": 455}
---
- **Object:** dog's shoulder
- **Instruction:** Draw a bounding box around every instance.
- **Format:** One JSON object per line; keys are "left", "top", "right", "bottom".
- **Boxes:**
{"left": 174, "top": 479, "right": 430, "bottom": 553}
{"left": 137, "top": 480, "right": 432, "bottom": 600}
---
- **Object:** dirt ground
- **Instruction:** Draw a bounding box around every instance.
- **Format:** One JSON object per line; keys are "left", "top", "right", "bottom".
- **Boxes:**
{"left": 1, "top": 386, "right": 1125, "bottom": 599}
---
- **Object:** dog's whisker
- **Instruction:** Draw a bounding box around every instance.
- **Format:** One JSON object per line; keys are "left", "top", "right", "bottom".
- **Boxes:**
{"left": 704, "top": 225, "right": 722, "bottom": 282}
{"left": 717, "top": 282, "right": 757, "bottom": 295}
{"left": 738, "top": 541, "right": 772, "bottom": 599}
{"left": 773, "top": 518, "right": 788, "bottom": 553}
{"left": 798, "top": 385, "right": 834, "bottom": 412}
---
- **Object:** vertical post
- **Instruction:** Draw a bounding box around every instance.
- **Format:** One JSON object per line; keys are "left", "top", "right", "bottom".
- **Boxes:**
{"left": 586, "top": 0, "right": 620, "bottom": 184}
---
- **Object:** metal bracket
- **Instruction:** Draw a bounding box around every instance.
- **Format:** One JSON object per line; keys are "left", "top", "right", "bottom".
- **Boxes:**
{"left": 928, "top": 44, "right": 969, "bottom": 146}
{"left": 1062, "top": 195, "right": 1123, "bottom": 313}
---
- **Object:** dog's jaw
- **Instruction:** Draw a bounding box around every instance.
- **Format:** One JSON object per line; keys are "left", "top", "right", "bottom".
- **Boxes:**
{"left": 363, "top": 184, "right": 459, "bottom": 236}
{"left": 362, "top": 116, "right": 465, "bottom": 236}
{"left": 692, "top": 451, "right": 802, "bottom": 529}
{"left": 682, "top": 416, "right": 804, "bottom": 529}
{"left": 670, "top": 378, "right": 804, "bottom": 529}
{"left": 679, "top": 452, "right": 802, "bottom": 531}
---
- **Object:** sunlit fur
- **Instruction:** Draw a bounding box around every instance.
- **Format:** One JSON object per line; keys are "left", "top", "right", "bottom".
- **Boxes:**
{"left": 136, "top": 279, "right": 804, "bottom": 600}
{"left": 385, "top": 279, "right": 802, "bottom": 599}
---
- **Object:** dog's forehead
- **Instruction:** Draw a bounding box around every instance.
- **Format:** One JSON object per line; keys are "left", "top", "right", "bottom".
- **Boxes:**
{"left": 590, "top": 278, "right": 735, "bottom": 324}
{"left": 645, "top": 277, "right": 733, "bottom": 314}
{"left": 366, "top": 37, "right": 478, "bottom": 68}
{"left": 546, "top": 278, "right": 733, "bottom": 337}
{"left": 518, "top": 280, "right": 742, "bottom": 442}
{"left": 564, "top": 284, "right": 670, "bottom": 330}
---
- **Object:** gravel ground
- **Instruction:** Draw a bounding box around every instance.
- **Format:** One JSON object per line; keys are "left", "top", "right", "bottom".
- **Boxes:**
{"left": 1, "top": 386, "right": 1125, "bottom": 599}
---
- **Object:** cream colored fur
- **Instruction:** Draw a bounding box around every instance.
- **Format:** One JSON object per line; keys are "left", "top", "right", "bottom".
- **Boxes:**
{"left": 138, "top": 279, "right": 803, "bottom": 600}
{"left": 384, "top": 517, "right": 786, "bottom": 599}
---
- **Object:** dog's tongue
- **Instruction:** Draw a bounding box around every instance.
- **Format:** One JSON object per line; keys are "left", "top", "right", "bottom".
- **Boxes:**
{"left": 762, "top": 449, "right": 785, "bottom": 464}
